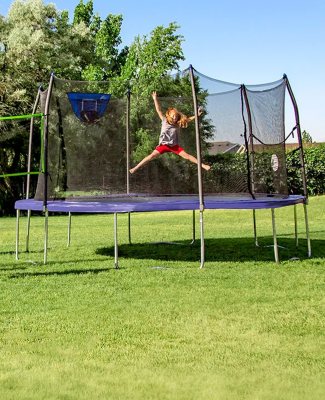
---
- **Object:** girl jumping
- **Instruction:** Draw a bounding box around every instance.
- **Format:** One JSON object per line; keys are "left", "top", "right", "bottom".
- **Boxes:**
{"left": 129, "top": 91, "right": 211, "bottom": 174}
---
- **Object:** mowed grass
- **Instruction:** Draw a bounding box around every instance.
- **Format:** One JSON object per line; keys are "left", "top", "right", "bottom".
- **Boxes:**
{"left": 0, "top": 196, "right": 324, "bottom": 399}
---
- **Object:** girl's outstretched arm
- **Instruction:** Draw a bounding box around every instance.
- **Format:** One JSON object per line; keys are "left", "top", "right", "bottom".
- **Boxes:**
{"left": 152, "top": 91, "right": 164, "bottom": 120}
{"left": 187, "top": 107, "right": 203, "bottom": 122}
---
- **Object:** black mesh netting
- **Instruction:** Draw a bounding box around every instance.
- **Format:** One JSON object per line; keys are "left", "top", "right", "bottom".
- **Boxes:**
{"left": 194, "top": 70, "right": 289, "bottom": 196}
{"left": 35, "top": 71, "right": 296, "bottom": 201}
{"left": 35, "top": 77, "right": 127, "bottom": 199}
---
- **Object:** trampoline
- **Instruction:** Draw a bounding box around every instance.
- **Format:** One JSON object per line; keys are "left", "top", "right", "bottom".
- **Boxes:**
{"left": 15, "top": 193, "right": 310, "bottom": 267}
{"left": 11, "top": 66, "right": 311, "bottom": 268}
{"left": 15, "top": 194, "right": 305, "bottom": 213}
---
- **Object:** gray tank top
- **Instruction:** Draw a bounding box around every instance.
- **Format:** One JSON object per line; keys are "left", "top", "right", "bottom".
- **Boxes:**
{"left": 158, "top": 118, "right": 180, "bottom": 146}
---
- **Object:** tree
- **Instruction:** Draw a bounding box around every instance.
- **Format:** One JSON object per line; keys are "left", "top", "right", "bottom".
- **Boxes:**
{"left": 0, "top": 0, "right": 129, "bottom": 214}
{"left": 108, "top": 23, "right": 214, "bottom": 164}
{"left": 113, "top": 22, "right": 185, "bottom": 98}
{"left": 0, "top": 1, "right": 210, "bottom": 213}
{"left": 2, "top": 0, "right": 95, "bottom": 110}
{"left": 2, "top": 0, "right": 127, "bottom": 99}
{"left": 73, "top": 0, "right": 128, "bottom": 81}
{"left": 302, "top": 130, "right": 313, "bottom": 144}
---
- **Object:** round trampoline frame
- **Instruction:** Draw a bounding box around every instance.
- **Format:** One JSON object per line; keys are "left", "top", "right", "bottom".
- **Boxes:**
{"left": 15, "top": 194, "right": 311, "bottom": 267}
{"left": 11, "top": 66, "right": 312, "bottom": 268}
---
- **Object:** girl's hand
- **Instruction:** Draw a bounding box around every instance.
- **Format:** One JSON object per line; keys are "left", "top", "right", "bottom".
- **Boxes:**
{"left": 152, "top": 91, "right": 163, "bottom": 120}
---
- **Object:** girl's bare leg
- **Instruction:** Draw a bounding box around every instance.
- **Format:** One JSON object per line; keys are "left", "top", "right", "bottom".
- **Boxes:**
{"left": 178, "top": 150, "right": 211, "bottom": 171}
{"left": 129, "top": 149, "right": 161, "bottom": 174}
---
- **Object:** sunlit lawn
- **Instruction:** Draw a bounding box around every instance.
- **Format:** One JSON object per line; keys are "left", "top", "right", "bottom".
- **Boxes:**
{"left": 0, "top": 196, "right": 324, "bottom": 399}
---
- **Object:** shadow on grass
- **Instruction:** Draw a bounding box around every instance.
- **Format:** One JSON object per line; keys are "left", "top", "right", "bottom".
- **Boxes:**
{"left": 97, "top": 237, "right": 325, "bottom": 263}
{"left": 7, "top": 266, "right": 117, "bottom": 279}
{"left": 0, "top": 251, "right": 16, "bottom": 255}
{"left": 5, "top": 238, "right": 324, "bottom": 279}
{"left": 0, "top": 265, "right": 32, "bottom": 272}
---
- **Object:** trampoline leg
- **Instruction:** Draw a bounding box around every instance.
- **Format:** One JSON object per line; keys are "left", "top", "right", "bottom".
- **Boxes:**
{"left": 114, "top": 213, "right": 119, "bottom": 269}
{"left": 128, "top": 212, "right": 131, "bottom": 244}
{"left": 44, "top": 209, "right": 48, "bottom": 265}
{"left": 294, "top": 205, "right": 298, "bottom": 248}
{"left": 67, "top": 212, "right": 71, "bottom": 247}
{"left": 253, "top": 209, "right": 259, "bottom": 246}
{"left": 16, "top": 209, "right": 20, "bottom": 260}
{"left": 303, "top": 204, "right": 312, "bottom": 257}
{"left": 26, "top": 209, "right": 31, "bottom": 252}
{"left": 199, "top": 210, "right": 205, "bottom": 269}
{"left": 271, "top": 209, "right": 279, "bottom": 263}
{"left": 190, "top": 210, "right": 196, "bottom": 244}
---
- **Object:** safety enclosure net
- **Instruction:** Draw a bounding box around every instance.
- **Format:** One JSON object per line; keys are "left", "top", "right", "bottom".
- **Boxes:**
{"left": 35, "top": 76, "right": 127, "bottom": 199}
{"left": 193, "top": 70, "right": 292, "bottom": 197}
{"left": 35, "top": 75, "right": 201, "bottom": 200}
{"left": 33, "top": 69, "right": 303, "bottom": 202}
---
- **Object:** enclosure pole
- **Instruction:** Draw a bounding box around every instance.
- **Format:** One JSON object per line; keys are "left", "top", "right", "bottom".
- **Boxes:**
{"left": 271, "top": 209, "right": 279, "bottom": 263}
{"left": 40, "top": 74, "right": 54, "bottom": 265}
{"left": 303, "top": 204, "right": 312, "bottom": 257}
{"left": 188, "top": 65, "right": 205, "bottom": 268}
{"left": 241, "top": 85, "right": 255, "bottom": 198}
{"left": 188, "top": 65, "right": 204, "bottom": 210}
{"left": 284, "top": 75, "right": 308, "bottom": 200}
{"left": 43, "top": 73, "right": 55, "bottom": 211}
{"left": 126, "top": 88, "right": 132, "bottom": 244}
{"left": 26, "top": 88, "right": 41, "bottom": 200}
{"left": 15, "top": 209, "right": 20, "bottom": 260}
{"left": 126, "top": 88, "right": 131, "bottom": 194}
{"left": 114, "top": 213, "right": 119, "bottom": 269}
{"left": 26, "top": 89, "right": 42, "bottom": 252}
{"left": 285, "top": 76, "right": 310, "bottom": 257}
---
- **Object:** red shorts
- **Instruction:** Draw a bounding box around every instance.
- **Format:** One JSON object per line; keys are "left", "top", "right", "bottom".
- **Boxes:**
{"left": 156, "top": 144, "right": 184, "bottom": 155}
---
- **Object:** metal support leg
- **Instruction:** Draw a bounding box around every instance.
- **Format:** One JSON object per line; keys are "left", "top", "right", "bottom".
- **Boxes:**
{"left": 271, "top": 209, "right": 279, "bottom": 263}
{"left": 114, "top": 213, "right": 119, "bottom": 269}
{"left": 253, "top": 209, "right": 258, "bottom": 246}
{"left": 199, "top": 210, "right": 205, "bottom": 269}
{"left": 16, "top": 209, "right": 20, "bottom": 260}
{"left": 303, "top": 204, "right": 311, "bottom": 257}
{"left": 26, "top": 209, "right": 31, "bottom": 252}
{"left": 44, "top": 209, "right": 48, "bottom": 265}
{"left": 190, "top": 210, "right": 196, "bottom": 244}
{"left": 128, "top": 212, "right": 131, "bottom": 244}
{"left": 294, "top": 205, "right": 298, "bottom": 247}
{"left": 67, "top": 212, "right": 71, "bottom": 247}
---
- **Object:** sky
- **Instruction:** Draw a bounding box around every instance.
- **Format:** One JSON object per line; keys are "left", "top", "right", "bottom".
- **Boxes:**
{"left": 1, "top": 0, "right": 324, "bottom": 141}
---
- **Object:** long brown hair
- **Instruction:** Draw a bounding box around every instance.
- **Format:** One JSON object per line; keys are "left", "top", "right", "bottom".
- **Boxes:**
{"left": 165, "top": 107, "right": 189, "bottom": 128}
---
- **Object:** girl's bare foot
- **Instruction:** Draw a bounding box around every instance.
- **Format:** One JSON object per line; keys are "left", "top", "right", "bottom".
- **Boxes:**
{"left": 203, "top": 164, "right": 211, "bottom": 171}
{"left": 129, "top": 168, "right": 136, "bottom": 174}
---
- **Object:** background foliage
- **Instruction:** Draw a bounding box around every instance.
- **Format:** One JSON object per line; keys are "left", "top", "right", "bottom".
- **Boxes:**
{"left": 287, "top": 144, "right": 325, "bottom": 196}
{"left": 0, "top": 0, "right": 190, "bottom": 215}
{"left": 1, "top": 1, "right": 323, "bottom": 215}
{"left": 206, "top": 145, "right": 325, "bottom": 197}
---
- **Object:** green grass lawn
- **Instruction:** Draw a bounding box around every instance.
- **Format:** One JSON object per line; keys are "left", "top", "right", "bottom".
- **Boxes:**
{"left": 0, "top": 196, "right": 324, "bottom": 399}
